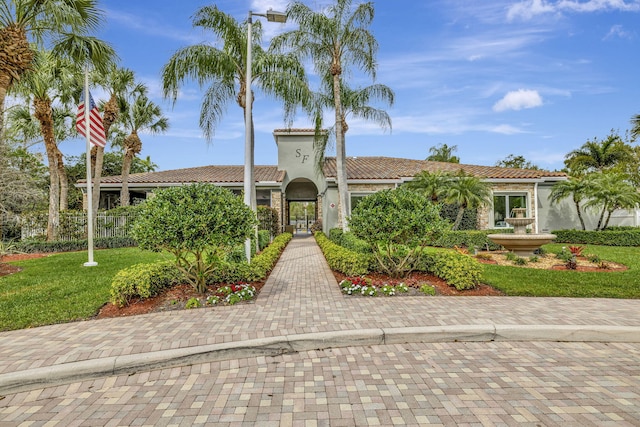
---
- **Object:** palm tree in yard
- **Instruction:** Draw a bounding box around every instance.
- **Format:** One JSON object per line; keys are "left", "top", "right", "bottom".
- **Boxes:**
{"left": 0, "top": 0, "right": 111, "bottom": 133}
{"left": 117, "top": 92, "right": 168, "bottom": 206}
{"left": 583, "top": 173, "right": 640, "bottom": 231}
{"left": 443, "top": 172, "right": 492, "bottom": 231}
{"left": 310, "top": 79, "right": 394, "bottom": 175}
{"left": 564, "top": 132, "right": 629, "bottom": 174}
{"left": 427, "top": 143, "right": 460, "bottom": 163}
{"left": 404, "top": 170, "right": 451, "bottom": 203}
{"left": 161, "top": 5, "right": 308, "bottom": 210}
{"left": 271, "top": 0, "right": 379, "bottom": 231}
{"left": 90, "top": 66, "right": 139, "bottom": 216}
{"left": 549, "top": 176, "right": 589, "bottom": 230}
{"left": 631, "top": 113, "right": 640, "bottom": 142}
{"left": 13, "top": 49, "right": 79, "bottom": 240}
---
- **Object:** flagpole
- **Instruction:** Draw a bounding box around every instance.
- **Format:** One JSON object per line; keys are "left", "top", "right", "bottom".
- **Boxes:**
{"left": 83, "top": 67, "right": 97, "bottom": 267}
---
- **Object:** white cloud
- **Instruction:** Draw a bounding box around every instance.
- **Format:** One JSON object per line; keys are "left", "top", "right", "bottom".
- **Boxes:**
{"left": 604, "top": 24, "right": 634, "bottom": 39}
{"left": 507, "top": 0, "right": 640, "bottom": 21}
{"left": 493, "top": 89, "right": 543, "bottom": 112}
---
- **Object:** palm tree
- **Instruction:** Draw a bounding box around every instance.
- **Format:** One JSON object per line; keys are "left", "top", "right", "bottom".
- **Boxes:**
{"left": 117, "top": 93, "right": 168, "bottom": 206}
{"left": 564, "top": 133, "right": 630, "bottom": 174}
{"left": 310, "top": 79, "right": 394, "bottom": 175}
{"left": 427, "top": 144, "right": 460, "bottom": 163}
{"left": 12, "top": 49, "right": 79, "bottom": 240}
{"left": 443, "top": 173, "right": 492, "bottom": 230}
{"left": 0, "top": 0, "right": 111, "bottom": 132}
{"left": 584, "top": 173, "right": 640, "bottom": 231}
{"left": 549, "top": 176, "right": 588, "bottom": 230}
{"left": 161, "top": 5, "right": 307, "bottom": 210}
{"left": 404, "top": 170, "right": 451, "bottom": 203}
{"left": 272, "top": 0, "right": 379, "bottom": 231}
{"left": 90, "top": 66, "right": 139, "bottom": 217}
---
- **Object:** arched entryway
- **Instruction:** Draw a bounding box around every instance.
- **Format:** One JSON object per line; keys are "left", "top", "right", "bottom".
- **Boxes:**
{"left": 284, "top": 179, "right": 319, "bottom": 234}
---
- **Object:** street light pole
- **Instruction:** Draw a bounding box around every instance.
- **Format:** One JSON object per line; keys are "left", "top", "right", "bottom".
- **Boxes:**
{"left": 244, "top": 9, "right": 287, "bottom": 263}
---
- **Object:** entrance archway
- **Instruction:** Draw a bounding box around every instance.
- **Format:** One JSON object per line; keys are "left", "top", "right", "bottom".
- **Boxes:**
{"left": 284, "top": 179, "right": 319, "bottom": 234}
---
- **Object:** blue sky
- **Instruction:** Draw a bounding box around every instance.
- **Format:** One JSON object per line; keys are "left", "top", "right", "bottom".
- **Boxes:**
{"left": 66, "top": 0, "right": 640, "bottom": 172}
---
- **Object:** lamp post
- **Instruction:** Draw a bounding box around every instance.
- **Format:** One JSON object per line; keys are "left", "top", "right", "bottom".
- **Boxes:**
{"left": 244, "top": 9, "right": 287, "bottom": 263}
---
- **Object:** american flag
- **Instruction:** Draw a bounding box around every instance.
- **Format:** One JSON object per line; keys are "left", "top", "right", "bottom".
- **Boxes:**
{"left": 76, "top": 91, "right": 106, "bottom": 147}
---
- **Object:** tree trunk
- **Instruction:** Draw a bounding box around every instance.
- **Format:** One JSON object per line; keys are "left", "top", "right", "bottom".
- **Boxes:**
{"left": 573, "top": 200, "right": 586, "bottom": 230}
{"left": 332, "top": 73, "right": 349, "bottom": 232}
{"left": 0, "top": 74, "right": 9, "bottom": 139}
{"left": 120, "top": 150, "right": 133, "bottom": 207}
{"left": 452, "top": 206, "right": 465, "bottom": 230}
{"left": 33, "top": 98, "right": 60, "bottom": 241}
{"left": 595, "top": 205, "right": 607, "bottom": 231}
{"left": 55, "top": 145, "right": 68, "bottom": 211}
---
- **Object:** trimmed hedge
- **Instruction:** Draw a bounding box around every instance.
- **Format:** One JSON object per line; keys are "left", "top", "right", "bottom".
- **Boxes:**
{"left": 431, "top": 230, "right": 507, "bottom": 251}
{"left": 328, "top": 229, "right": 371, "bottom": 254}
{"left": 110, "top": 261, "right": 184, "bottom": 307}
{"left": 419, "top": 250, "right": 483, "bottom": 291}
{"left": 15, "top": 236, "right": 137, "bottom": 253}
{"left": 315, "top": 231, "right": 373, "bottom": 276}
{"left": 210, "top": 232, "right": 293, "bottom": 284}
{"left": 552, "top": 229, "right": 640, "bottom": 246}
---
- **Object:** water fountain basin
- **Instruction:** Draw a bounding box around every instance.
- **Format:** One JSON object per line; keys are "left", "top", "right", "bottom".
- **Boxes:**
{"left": 486, "top": 233, "right": 556, "bottom": 257}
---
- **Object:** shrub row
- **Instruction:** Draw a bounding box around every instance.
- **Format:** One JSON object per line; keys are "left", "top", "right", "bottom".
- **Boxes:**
{"left": 328, "top": 229, "right": 371, "bottom": 254}
{"left": 110, "top": 233, "right": 293, "bottom": 307}
{"left": 552, "top": 229, "right": 640, "bottom": 246}
{"left": 419, "top": 250, "right": 483, "bottom": 291}
{"left": 14, "top": 236, "right": 137, "bottom": 253}
{"left": 315, "top": 231, "right": 373, "bottom": 276}
{"left": 431, "top": 230, "right": 506, "bottom": 251}
{"left": 110, "top": 261, "right": 184, "bottom": 307}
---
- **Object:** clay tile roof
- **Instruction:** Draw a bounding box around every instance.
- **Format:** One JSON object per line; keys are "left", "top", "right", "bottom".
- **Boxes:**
{"left": 97, "top": 165, "right": 284, "bottom": 185}
{"left": 322, "top": 157, "right": 566, "bottom": 180}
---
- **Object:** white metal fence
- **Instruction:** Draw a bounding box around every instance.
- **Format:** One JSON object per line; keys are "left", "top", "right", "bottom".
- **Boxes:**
{"left": 20, "top": 212, "right": 135, "bottom": 241}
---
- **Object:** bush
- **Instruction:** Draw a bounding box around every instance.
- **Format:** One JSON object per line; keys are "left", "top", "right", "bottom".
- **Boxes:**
{"left": 349, "top": 188, "right": 450, "bottom": 277}
{"left": 328, "top": 229, "right": 371, "bottom": 254}
{"left": 110, "top": 261, "right": 184, "bottom": 307}
{"left": 431, "top": 230, "right": 506, "bottom": 251}
{"left": 258, "top": 230, "right": 271, "bottom": 252}
{"left": 419, "top": 250, "right": 483, "bottom": 291}
{"left": 257, "top": 206, "right": 279, "bottom": 237}
{"left": 132, "top": 184, "right": 256, "bottom": 293}
{"left": 14, "top": 236, "right": 137, "bottom": 253}
{"left": 552, "top": 229, "right": 640, "bottom": 246}
{"left": 315, "top": 232, "right": 373, "bottom": 276}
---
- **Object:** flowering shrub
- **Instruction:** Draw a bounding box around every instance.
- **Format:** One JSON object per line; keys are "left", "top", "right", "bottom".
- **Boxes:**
{"left": 214, "top": 283, "right": 256, "bottom": 305}
{"left": 340, "top": 278, "right": 409, "bottom": 297}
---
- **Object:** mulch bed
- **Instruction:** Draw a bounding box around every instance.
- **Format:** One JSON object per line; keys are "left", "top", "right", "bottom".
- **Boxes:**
{"left": 332, "top": 271, "right": 504, "bottom": 296}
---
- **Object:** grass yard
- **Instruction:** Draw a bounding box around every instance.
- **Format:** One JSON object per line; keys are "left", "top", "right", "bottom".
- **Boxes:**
{"left": 0, "top": 248, "right": 171, "bottom": 331}
{"left": 481, "top": 244, "right": 640, "bottom": 298}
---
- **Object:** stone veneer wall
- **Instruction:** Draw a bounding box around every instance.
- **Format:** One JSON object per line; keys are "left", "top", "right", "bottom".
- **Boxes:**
{"left": 479, "top": 183, "right": 537, "bottom": 232}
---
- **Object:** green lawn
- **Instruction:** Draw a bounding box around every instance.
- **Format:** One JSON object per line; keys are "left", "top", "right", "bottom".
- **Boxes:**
{"left": 481, "top": 244, "right": 640, "bottom": 298}
{"left": 0, "top": 248, "right": 171, "bottom": 331}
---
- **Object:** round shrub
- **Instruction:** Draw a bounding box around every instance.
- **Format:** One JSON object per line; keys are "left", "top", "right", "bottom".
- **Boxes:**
{"left": 132, "top": 184, "right": 257, "bottom": 293}
{"left": 349, "top": 188, "right": 450, "bottom": 277}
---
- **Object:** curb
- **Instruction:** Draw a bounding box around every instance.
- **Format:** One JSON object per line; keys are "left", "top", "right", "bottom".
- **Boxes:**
{"left": 1, "top": 324, "right": 639, "bottom": 395}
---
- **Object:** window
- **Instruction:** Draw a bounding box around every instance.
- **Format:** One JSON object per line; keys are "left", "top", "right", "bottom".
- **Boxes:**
{"left": 493, "top": 194, "right": 527, "bottom": 227}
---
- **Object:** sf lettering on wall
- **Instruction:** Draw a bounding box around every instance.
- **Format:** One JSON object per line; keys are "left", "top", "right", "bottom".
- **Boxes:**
{"left": 295, "top": 149, "right": 309, "bottom": 164}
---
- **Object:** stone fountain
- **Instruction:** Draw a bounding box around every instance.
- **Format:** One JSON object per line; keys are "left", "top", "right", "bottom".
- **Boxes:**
{"left": 487, "top": 208, "right": 556, "bottom": 257}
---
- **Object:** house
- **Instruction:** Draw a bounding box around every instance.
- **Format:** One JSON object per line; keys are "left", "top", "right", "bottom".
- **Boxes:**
{"left": 81, "top": 129, "right": 631, "bottom": 233}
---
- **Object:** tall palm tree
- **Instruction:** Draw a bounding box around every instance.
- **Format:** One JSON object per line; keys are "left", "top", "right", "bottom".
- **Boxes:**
{"left": 443, "top": 173, "right": 492, "bottom": 230}
{"left": 90, "top": 66, "right": 139, "bottom": 217}
{"left": 13, "top": 49, "right": 79, "bottom": 240}
{"left": 117, "top": 93, "right": 168, "bottom": 206}
{"left": 272, "top": 0, "right": 379, "bottom": 231}
{"left": 564, "top": 133, "right": 630, "bottom": 174}
{"left": 161, "top": 6, "right": 307, "bottom": 210}
{"left": 427, "top": 144, "right": 460, "bottom": 163}
{"left": 0, "top": 0, "right": 110, "bottom": 132}
{"left": 549, "top": 176, "right": 588, "bottom": 230}
{"left": 310, "top": 79, "right": 394, "bottom": 175}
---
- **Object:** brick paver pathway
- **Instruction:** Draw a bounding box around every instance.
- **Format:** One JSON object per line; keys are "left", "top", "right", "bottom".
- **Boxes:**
{"left": 1, "top": 234, "right": 640, "bottom": 425}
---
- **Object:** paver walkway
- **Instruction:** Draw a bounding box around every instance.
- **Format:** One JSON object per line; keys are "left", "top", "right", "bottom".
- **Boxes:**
{"left": 1, "top": 234, "right": 640, "bottom": 425}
